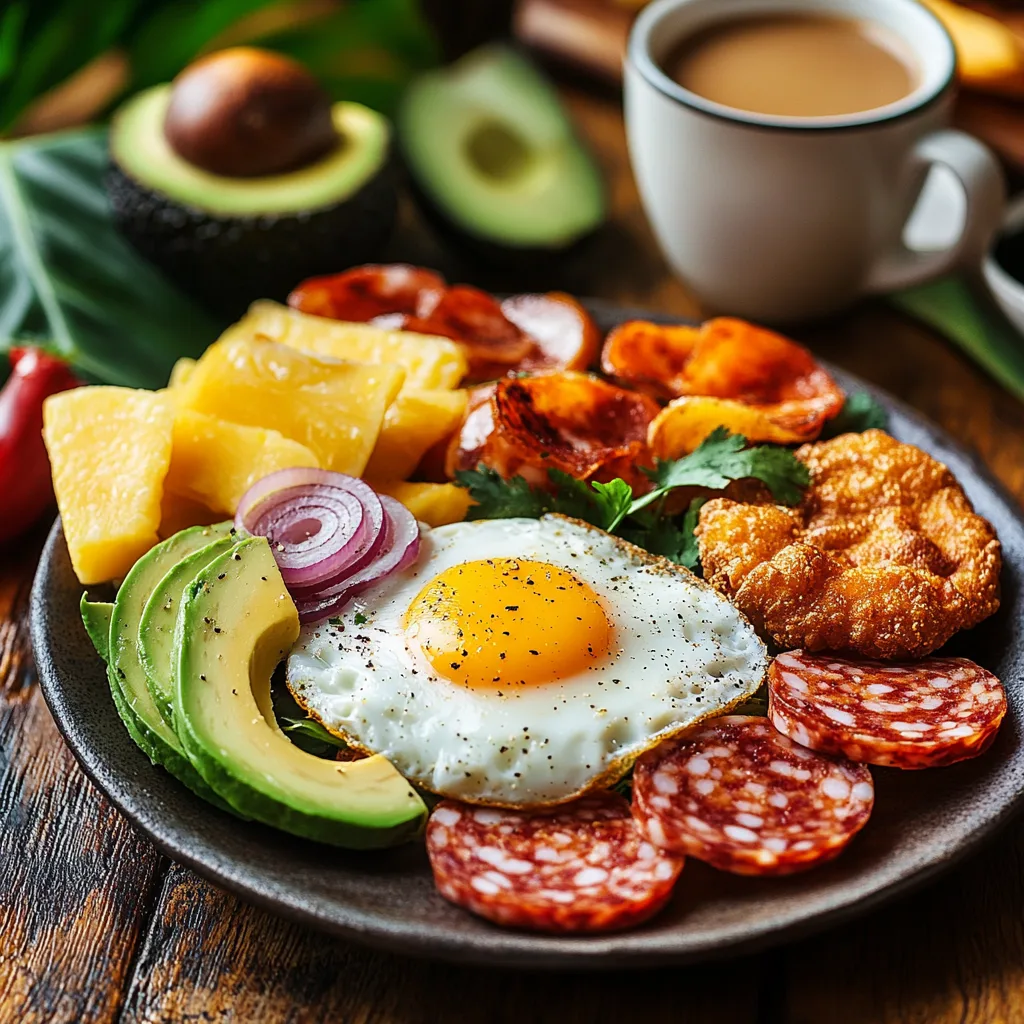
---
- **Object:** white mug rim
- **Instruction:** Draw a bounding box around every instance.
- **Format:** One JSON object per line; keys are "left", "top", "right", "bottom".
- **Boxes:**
{"left": 628, "top": 0, "right": 957, "bottom": 132}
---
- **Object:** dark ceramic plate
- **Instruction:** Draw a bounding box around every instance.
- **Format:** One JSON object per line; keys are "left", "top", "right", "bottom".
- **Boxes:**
{"left": 30, "top": 303, "right": 1024, "bottom": 969}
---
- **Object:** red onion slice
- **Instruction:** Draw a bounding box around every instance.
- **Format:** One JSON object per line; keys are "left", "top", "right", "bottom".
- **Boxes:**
{"left": 236, "top": 469, "right": 385, "bottom": 589}
{"left": 295, "top": 496, "right": 421, "bottom": 623}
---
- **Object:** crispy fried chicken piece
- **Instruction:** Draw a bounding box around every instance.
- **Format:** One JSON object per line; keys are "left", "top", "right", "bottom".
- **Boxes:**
{"left": 697, "top": 430, "right": 1001, "bottom": 659}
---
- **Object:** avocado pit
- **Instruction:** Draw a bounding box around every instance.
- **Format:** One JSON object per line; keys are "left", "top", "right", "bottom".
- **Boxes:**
{"left": 163, "top": 47, "right": 338, "bottom": 178}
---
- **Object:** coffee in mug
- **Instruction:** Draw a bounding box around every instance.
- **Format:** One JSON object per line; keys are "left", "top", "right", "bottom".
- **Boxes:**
{"left": 666, "top": 14, "right": 919, "bottom": 117}
{"left": 625, "top": 0, "right": 1006, "bottom": 323}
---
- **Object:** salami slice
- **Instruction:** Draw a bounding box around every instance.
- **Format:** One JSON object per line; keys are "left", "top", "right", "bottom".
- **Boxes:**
{"left": 768, "top": 651, "right": 1006, "bottom": 769}
{"left": 426, "top": 792, "right": 683, "bottom": 933}
{"left": 633, "top": 716, "right": 873, "bottom": 876}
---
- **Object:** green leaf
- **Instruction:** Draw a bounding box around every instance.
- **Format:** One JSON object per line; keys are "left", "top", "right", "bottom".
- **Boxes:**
{"left": 732, "top": 684, "right": 768, "bottom": 717}
{"left": 126, "top": 0, "right": 285, "bottom": 92}
{"left": 456, "top": 465, "right": 552, "bottom": 520}
{"left": 353, "top": 612, "right": 368, "bottom": 625}
{"left": 259, "top": 0, "right": 440, "bottom": 115}
{"left": 0, "top": 0, "right": 140, "bottom": 132}
{"left": 620, "top": 497, "right": 704, "bottom": 571}
{"left": 641, "top": 427, "right": 810, "bottom": 507}
{"left": 0, "top": 129, "right": 219, "bottom": 387}
{"left": 281, "top": 717, "right": 349, "bottom": 758}
{"left": 590, "top": 478, "right": 634, "bottom": 532}
{"left": 821, "top": 390, "right": 888, "bottom": 438}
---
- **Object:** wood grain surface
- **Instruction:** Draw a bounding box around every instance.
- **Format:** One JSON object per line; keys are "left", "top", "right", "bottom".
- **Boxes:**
{"left": 3, "top": 88, "right": 1024, "bottom": 1024}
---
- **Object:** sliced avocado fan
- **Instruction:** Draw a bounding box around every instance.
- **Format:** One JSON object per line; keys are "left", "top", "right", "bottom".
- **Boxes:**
{"left": 107, "top": 522, "right": 236, "bottom": 807}
{"left": 139, "top": 533, "right": 237, "bottom": 726}
{"left": 80, "top": 594, "right": 113, "bottom": 663}
{"left": 175, "top": 537, "right": 427, "bottom": 848}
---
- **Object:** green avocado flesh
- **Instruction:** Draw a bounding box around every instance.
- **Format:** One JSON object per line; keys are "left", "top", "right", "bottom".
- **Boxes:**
{"left": 399, "top": 45, "right": 605, "bottom": 249}
{"left": 80, "top": 595, "right": 113, "bottom": 663}
{"left": 175, "top": 536, "right": 427, "bottom": 848}
{"left": 107, "top": 523, "right": 235, "bottom": 803}
{"left": 139, "top": 534, "right": 237, "bottom": 726}
{"left": 111, "top": 87, "right": 389, "bottom": 215}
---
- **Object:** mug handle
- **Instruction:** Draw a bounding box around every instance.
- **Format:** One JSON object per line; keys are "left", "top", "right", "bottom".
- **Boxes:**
{"left": 864, "top": 130, "right": 1005, "bottom": 294}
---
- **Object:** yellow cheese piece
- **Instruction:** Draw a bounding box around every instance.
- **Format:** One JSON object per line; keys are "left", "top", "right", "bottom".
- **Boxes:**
{"left": 371, "top": 480, "right": 472, "bottom": 527}
{"left": 168, "top": 357, "right": 196, "bottom": 389}
{"left": 43, "top": 386, "right": 175, "bottom": 583}
{"left": 364, "top": 388, "right": 468, "bottom": 481}
{"left": 166, "top": 409, "right": 319, "bottom": 515}
{"left": 227, "top": 299, "right": 467, "bottom": 389}
{"left": 179, "top": 335, "right": 404, "bottom": 476}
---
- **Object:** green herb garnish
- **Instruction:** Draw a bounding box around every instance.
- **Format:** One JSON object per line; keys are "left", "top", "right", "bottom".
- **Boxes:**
{"left": 281, "top": 717, "right": 349, "bottom": 759}
{"left": 456, "top": 428, "right": 810, "bottom": 571}
{"left": 354, "top": 612, "right": 368, "bottom": 625}
{"left": 822, "top": 390, "right": 888, "bottom": 437}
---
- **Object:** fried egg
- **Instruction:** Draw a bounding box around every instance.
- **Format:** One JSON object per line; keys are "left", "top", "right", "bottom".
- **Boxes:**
{"left": 287, "top": 515, "right": 766, "bottom": 806}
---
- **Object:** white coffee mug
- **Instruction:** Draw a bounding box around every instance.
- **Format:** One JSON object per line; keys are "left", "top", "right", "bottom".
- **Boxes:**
{"left": 625, "top": 0, "right": 1006, "bottom": 322}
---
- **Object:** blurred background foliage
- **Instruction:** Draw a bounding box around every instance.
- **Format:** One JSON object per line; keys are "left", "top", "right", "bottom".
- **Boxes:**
{"left": 0, "top": 0, "right": 447, "bottom": 135}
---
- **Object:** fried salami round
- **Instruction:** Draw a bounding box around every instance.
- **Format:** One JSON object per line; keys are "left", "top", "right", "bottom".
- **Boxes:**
{"left": 288, "top": 263, "right": 446, "bottom": 321}
{"left": 605, "top": 318, "right": 844, "bottom": 453}
{"left": 768, "top": 651, "right": 1006, "bottom": 769}
{"left": 427, "top": 793, "right": 683, "bottom": 933}
{"left": 291, "top": 266, "right": 600, "bottom": 383}
{"left": 446, "top": 372, "right": 659, "bottom": 492}
{"left": 633, "top": 716, "right": 874, "bottom": 876}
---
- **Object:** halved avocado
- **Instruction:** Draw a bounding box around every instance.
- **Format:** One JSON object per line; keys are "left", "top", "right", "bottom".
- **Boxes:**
{"left": 138, "top": 532, "right": 238, "bottom": 726}
{"left": 175, "top": 536, "right": 426, "bottom": 848}
{"left": 107, "top": 522, "right": 235, "bottom": 806}
{"left": 398, "top": 45, "right": 605, "bottom": 267}
{"left": 108, "top": 85, "right": 397, "bottom": 317}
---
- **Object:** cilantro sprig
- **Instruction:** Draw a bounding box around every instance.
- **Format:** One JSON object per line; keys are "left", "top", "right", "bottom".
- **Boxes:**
{"left": 454, "top": 428, "right": 809, "bottom": 571}
{"left": 821, "top": 390, "right": 888, "bottom": 438}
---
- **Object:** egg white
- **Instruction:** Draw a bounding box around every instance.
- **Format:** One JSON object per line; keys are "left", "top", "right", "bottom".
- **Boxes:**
{"left": 287, "top": 515, "right": 767, "bottom": 806}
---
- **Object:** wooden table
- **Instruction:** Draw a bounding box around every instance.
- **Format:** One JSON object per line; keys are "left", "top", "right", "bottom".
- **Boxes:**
{"left": 4, "top": 87, "right": 1024, "bottom": 1024}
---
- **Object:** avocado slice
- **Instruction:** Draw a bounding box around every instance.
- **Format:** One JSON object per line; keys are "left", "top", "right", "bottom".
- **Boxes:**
{"left": 175, "top": 536, "right": 426, "bottom": 848}
{"left": 399, "top": 45, "right": 605, "bottom": 265}
{"left": 80, "top": 593, "right": 151, "bottom": 752}
{"left": 80, "top": 595, "right": 113, "bottom": 663}
{"left": 138, "top": 533, "right": 238, "bottom": 726}
{"left": 109, "top": 523, "right": 235, "bottom": 804}
{"left": 107, "top": 87, "right": 397, "bottom": 316}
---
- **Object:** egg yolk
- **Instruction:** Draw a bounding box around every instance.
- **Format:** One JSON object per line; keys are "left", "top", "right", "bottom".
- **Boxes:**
{"left": 404, "top": 558, "right": 612, "bottom": 688}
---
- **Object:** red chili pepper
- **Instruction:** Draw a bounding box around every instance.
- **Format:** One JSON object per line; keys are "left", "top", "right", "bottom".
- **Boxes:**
{"left": 0, "top": 348, "right": 81, "bottom": 544}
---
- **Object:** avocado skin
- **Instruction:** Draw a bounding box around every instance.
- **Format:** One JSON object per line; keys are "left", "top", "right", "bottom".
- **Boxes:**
{"left": 405, "top": 170, "right": 600, "bottom": 282}
{"left": 107, "top": 157, "right": 398, "bottom": 319}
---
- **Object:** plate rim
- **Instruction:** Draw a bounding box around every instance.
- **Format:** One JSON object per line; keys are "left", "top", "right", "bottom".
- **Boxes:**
{"left": 29, "top": 301, "right": 1024, "bottom": 969}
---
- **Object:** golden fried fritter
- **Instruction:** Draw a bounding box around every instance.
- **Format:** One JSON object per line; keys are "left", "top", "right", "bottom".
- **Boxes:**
{"left": 696, "top": 430, "right": 1001, "bottom": 659}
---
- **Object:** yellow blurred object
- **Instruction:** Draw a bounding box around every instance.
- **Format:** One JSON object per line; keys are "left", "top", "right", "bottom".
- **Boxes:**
{"left": 168, "top": 357, "right": 196, "bottom": 389}
{"left": 179, "top": 335, "right": 403, "bottom": 476}
{"left": 158, "top": 491, "right": 221, "bottom": 539}
{"left": 43, "top": 387, "right": 174, "bottom": 583}
{"left": 166, "top": 409, "right": 319, "bottom": 515}
{"left": 648, "top": 396, "right": 810, "bottom": 458}
{"left": 371, "top": 480, "right": 472, "bottom": 527}
{"left": 364, "top": 388, "right": 468, "bottom": 481}
{"left": 226, "top": 299, "right": 467, "bottom": 389}
{"left": 922, "top": 0, "right": 1024, "bottom": 95}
